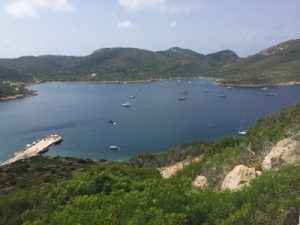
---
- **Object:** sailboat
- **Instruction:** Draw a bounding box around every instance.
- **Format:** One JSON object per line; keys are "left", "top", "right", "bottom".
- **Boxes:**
{"left": 238, "top": 120, "right": 247, "bottom": 135}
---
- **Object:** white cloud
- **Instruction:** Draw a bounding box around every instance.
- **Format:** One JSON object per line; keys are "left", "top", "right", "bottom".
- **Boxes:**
{"left": 169, "top": 21, "right": 176, "bottom": 28}
{"left": 4, "top": 0, "right": 74, "bottom": 18}
{"left": 119, "top": 0, "right": 201, "bottom": 14}
{"left": 117, "top": 20, "right": 136, "bottom": 29}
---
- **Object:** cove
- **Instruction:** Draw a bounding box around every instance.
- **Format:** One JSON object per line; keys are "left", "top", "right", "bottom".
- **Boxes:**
{"left": 0, "top": 78, "right": 300, "bottom": 162}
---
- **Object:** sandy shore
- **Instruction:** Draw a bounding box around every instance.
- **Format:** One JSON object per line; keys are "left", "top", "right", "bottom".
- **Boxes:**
{"left": 1, "top": 135, "right": 63, "bottom": 166}
{"left": 158, "top": 155, "right": 203, "bottom": 179}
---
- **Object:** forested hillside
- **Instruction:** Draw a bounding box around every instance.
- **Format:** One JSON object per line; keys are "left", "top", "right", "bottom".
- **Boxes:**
{"left": 0, "top": 39, "right": 299, "bottom": 86}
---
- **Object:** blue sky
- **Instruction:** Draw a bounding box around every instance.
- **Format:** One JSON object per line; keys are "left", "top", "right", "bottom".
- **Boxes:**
{"left": 0, "top": 0, "right": 299, "bottom": 58}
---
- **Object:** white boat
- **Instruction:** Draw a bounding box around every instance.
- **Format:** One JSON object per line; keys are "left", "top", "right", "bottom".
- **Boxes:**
{"left": 109, "top": 145, "right": 119, "bottom": 150}
{"left": 238, "top": 120, "right": 247, "bottom": 135}
{"left": 238, "top": 131, "right": 247, "bottom": 135}
{"left": 108, "top": 120, "right": 117, "bottom": 125}
{"left": 265, "top": 92, "right": 275, "bottom": 96}
{"left": 261, "top": 87, "right": 269, "bottom": 91}
{"left": 226, "top": 86, "right": 232, "bottom": 89}
{"left": 121, "top": 102, "right": 131, "bottom": 107}
{"left": 129, "top": 95, "right": 135, "bottom": 99}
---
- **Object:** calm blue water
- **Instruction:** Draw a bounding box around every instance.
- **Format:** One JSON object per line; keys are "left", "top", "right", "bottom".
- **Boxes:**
{"left": 0, "top": 79, "right": 300, "bottom": 162}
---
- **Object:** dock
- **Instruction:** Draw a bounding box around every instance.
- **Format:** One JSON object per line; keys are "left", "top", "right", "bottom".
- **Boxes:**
{"left": 0, "top": 134, "right": 63, "bottom": 167}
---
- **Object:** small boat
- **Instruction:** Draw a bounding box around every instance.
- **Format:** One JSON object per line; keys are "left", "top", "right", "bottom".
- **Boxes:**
{"left": 226, "top": 86, "right": 232, "bottom": 89}
{"left": 136, "top": 88, "right": 141, "bottom": 92}
{"left": 178, "top": 97, "right": 186, "bottom": 101}
{"left": 121, "top": 102, "right": 131, "bottom": 107}
{"left": 109, "top": 145, "right": 119, "bottom": 150}
{"left": 129, "top": 95, "right": 135, "bottom": 99}
{"left": 265, "top": 92, "right": 275, "bottom": 96}
{"left": 261, "top": 87, "right": 269, "bottom": 91}
{"left": 108, "top": 120, "right": 117, "bottom": 125}
{"left": 182, "top": 90, "right": 188, "bottom": 95}
{"left": 238, "top": 131, "right": 247, "bottom": 135}
{"left": 220, "top": 94, "right": 226, "bottom": 98}
{"left": 238, "top": 120, "right": 247, "bottom": 135}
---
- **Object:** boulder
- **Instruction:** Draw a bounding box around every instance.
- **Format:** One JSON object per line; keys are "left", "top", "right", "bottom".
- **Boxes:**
{"left": 255, "top": 170, "right": 262, "bottom": 176}
{"left": 193, "top": 176, "right": 208, "bottom": 188}
{"left": 221, "top": 165, "right": 258, "bottom": 191}
{"left": 262, "top": 138, "right": 300, "bottom": 170}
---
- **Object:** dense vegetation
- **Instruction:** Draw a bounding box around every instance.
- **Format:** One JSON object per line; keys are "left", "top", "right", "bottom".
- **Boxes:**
{"left": 0, "top": 82, "right": 34, "bottom": 99}
{"left": 0, "top": 38, "right": 299, "bottom": 85}
{"left": 220, "top": 38, "right": 300, "bottom": 85}
{"left": 1, "top": 101, "right": 300, "bottom": 225}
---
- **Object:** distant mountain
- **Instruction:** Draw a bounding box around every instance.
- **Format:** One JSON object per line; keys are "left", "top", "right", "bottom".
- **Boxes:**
{"left": 0, "top": 47, "right": 235, "bottom": 82}
{"left": 0, "top": 38, "right": 299, "bottom": 85}
{"left": 220, "top": 38, "right": 300, "bottom": 85}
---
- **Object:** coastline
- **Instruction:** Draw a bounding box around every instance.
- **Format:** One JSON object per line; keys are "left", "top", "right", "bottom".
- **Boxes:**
{"left": 2, "top": 77, "right": 300, "bottom": 102}
{"left": 0, "top": 91, "right": 37, "bottom": 102}
{"left": 33, "top": 76, "right": 300, "bottom": 87}
{"left": 215, "top": 79, "right": 300, "bottom": 88}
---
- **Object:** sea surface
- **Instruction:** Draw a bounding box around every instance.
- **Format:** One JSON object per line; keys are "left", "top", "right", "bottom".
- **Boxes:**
{"left": 1, "top": 78, "right": 300, "bottom": 162}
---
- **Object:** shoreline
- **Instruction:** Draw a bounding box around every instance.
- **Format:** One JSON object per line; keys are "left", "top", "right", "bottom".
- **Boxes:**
{"left": 33, "top": 77, "right": 300, "bottom": 87}
{"left": 31, "top": 76, "right": 211, "bottom": 85}
{"left": 216, "top": 79, "right": 300, "bottom": 88}
{"left": 0, "top": 91, "right": 37, "bottom": 102}
{"left": 2, "top": 77, "right": 300, "bottom": 102}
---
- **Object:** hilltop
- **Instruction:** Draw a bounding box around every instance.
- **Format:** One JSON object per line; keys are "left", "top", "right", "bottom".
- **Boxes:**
{"left": 220, "top": 38, "right": 300, "bottom": 85}
{"left": 0, "top": 38, "right": 299, "bottom": 87}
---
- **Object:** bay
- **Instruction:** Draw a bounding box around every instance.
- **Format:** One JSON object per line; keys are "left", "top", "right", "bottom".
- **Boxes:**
{"left": 1, "top": 78, "right": 300, "bottom": 162}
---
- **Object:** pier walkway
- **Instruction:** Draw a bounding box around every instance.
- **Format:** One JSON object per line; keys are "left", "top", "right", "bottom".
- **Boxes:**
{"left": 1, "top": 134, "right": 63, "bottom": 166}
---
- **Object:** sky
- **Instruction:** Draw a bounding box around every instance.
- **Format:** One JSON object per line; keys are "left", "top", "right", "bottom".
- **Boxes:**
{"left": 0, "top": 0, "right": 299, "bottom": 58}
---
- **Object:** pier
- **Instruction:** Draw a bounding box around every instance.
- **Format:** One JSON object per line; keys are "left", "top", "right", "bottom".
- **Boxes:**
{"left": 0, "top": 134, "right": 63, "bottom": 167}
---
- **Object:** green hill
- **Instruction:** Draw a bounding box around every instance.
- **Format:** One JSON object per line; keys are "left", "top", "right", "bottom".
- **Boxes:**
{"left": 0, "top": 38, "right": 299, "bottom": 85}
{"left": 221, "top": 38, "right": 300, "bottom": 85}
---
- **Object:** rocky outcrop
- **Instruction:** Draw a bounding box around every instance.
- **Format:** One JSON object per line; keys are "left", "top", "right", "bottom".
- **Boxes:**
{"left": 262, "top": 138, "right": 300, "bottom": 171}
{"left": 221, "top": 165, "right": 259, "bottom": 191}
{"left": 193, "top": 176, "right": 208, "bottom": 188}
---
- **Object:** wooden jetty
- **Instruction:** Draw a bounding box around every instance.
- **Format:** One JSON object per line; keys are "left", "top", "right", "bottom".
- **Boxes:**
{"left": 0, "top": 134, "right": 63, "bottom": 167}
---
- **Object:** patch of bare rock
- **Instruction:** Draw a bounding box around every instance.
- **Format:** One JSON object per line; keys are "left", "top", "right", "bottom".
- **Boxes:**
{"left": 262, "top": 138, "right": 300, "bottom": 170}
{"left": 221, "top": 165, "right": 261, "bottom": 191}
{"left": 193, "top": 176, "right": 208, "bottom": 188}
